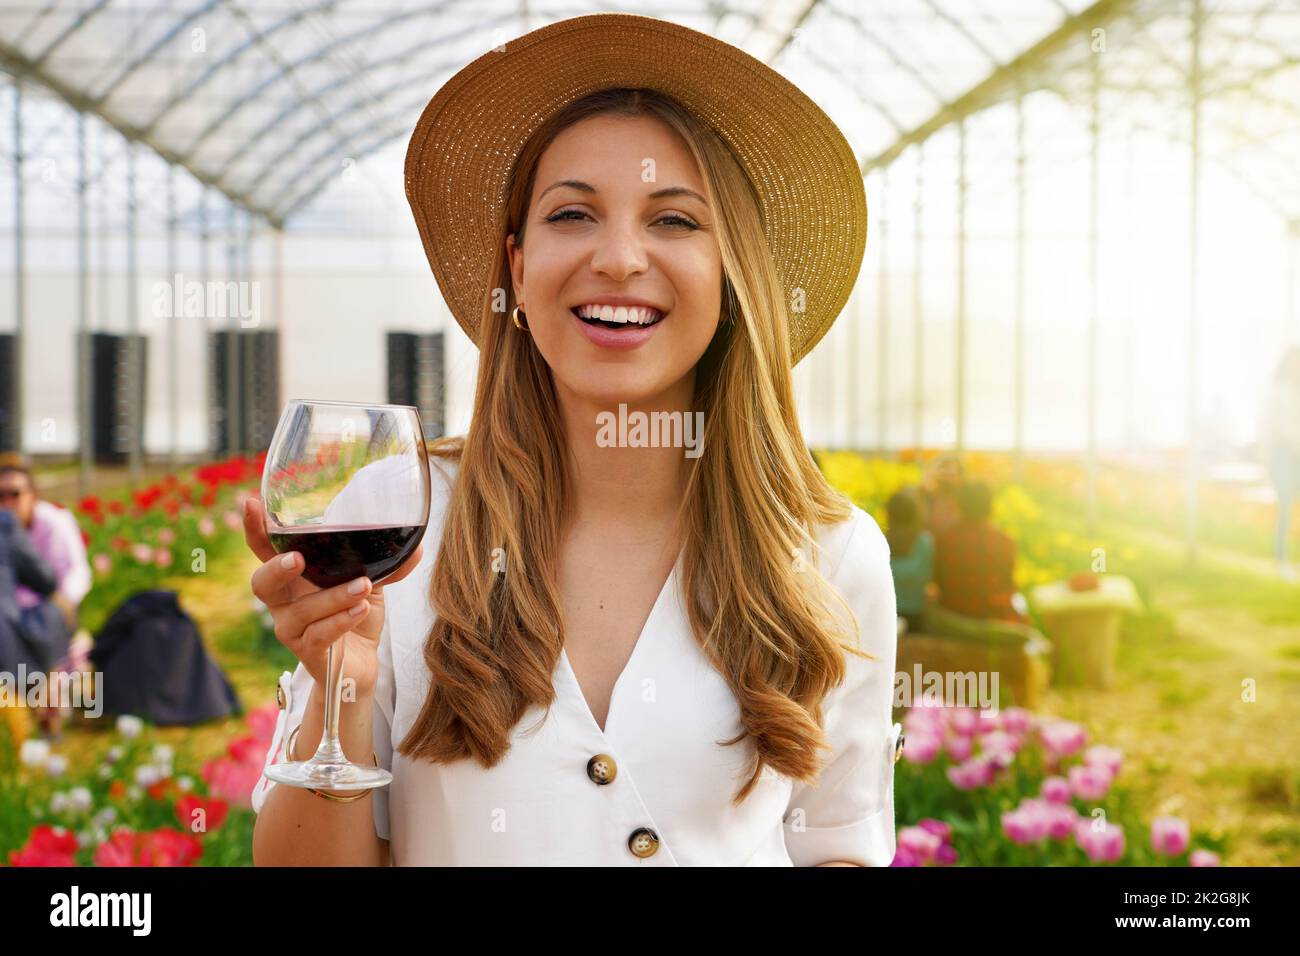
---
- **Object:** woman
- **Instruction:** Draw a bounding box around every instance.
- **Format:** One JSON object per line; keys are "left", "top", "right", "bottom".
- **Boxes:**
{"left": 248, "top": 14, "right": 900, "bottom": 866}
{"left": 885, "top": 489, "right": 934, "bottom": 634}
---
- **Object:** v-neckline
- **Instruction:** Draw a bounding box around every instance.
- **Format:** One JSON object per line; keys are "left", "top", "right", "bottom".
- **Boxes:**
{"left": 558, "top": 546, "right": 684, "bottom": 739}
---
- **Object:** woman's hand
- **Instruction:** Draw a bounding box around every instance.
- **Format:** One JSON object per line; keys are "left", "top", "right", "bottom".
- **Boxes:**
{"left": 243, "top": 496, "right": 423, "bottom": 698}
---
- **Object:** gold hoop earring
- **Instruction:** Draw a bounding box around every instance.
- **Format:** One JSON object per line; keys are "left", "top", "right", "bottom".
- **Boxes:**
{"left": 511, "top": 304, "right": 529, "bottom": 332}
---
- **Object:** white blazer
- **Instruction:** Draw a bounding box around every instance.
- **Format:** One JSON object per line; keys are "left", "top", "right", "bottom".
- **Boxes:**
{"left": 253, "top": 453, "right": 902, "bottom": 866}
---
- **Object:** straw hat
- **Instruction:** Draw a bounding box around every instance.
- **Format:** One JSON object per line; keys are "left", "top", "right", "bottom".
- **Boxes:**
{"left": 404, "top": 12, "right": 867, "bottom": 365}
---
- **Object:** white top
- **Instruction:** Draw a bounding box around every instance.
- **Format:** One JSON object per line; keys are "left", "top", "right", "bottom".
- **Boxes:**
{"left": 253, "top": 453, "right": 902, "bottom": 866}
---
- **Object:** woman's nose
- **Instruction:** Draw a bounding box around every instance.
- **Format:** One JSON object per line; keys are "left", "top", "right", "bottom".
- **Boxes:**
{"left": 588, "top": 218, "right": 649, "bottom": 280}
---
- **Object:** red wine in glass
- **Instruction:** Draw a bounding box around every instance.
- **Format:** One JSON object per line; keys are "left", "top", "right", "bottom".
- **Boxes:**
{"left": 269, "top": 524, "right": 423, "bottom": 589}
{"left": 260, "top": 399, "right": 430, "bottom": 793}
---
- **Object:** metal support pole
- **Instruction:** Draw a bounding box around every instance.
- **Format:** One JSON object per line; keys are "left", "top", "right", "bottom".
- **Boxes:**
{"left": 1014, "top": 90, "right": 1027, "bottom": 481}
{"left": 199, "top": 188, "right": 211, "bottom": 455}
{"left": 225, "top": 204, "right": 239, "bottom": 455}
{"left": 77, "top": 111, "right": 91, "bottom": 493}
{"left": 913, "top": 145, "right": 925, "bottom": 454}
{"left": 955, "top": 118, "right": 967, "bottom": 455}
{"left": 167, "top": 164, "right": 179, "bottom": 467}
{"left": 1087, "top": 44, "right": 1102, "bottom": 537}
{"left": 11, "top": 80, "right": 25, "bottom": 454}
{"left": 1186, "top": 0, "right": 1202, "bottom": 567}
{"left": 126, "top": 143, "right": 142, "bottom": 484}
{"left": 877, "top": 166, "right": 890, "bottom": 454}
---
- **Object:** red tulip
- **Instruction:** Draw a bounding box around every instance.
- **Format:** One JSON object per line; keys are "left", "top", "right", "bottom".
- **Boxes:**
{"left": 175, "top": 793, "right": 229, "bottom": 833}
{"left": 9, "top": 825, "right": 79, "bottom": 867}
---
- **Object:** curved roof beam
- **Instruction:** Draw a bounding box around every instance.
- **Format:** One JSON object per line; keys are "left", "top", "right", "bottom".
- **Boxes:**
{"left": 90, "top": 0, "right": 226, "bottom": 102}
{"left": 222, "top": 56, "right": 462, "bottom": 192}
{"left": 209, "top": 38, "right": 461, "bottom": 183}
{"left": 173, "top": 2, "right": 503, "bottom": 161}
{"left": 278, "top": 125, "right": 410, "bottom": 222}
{"left": 32, "top": 0, "right": 112, "bottom": 65}
{"left": 251, "top": 89, "right": 437, "bottom": 214}
{"left": 139, "top": 0, "right": 450, "bottom": 137}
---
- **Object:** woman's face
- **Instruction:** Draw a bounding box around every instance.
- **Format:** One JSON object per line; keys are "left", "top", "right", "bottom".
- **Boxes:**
{"left": 506, "top": 114, "right": 723, "bottom": 408}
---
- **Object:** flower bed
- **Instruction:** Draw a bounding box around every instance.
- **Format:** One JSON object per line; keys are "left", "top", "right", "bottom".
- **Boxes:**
{"left": 1, "top": 708, "right": 272, "bottom": 867}
{"left": 891, "top": 703, "right": 1223, "bottom": 866}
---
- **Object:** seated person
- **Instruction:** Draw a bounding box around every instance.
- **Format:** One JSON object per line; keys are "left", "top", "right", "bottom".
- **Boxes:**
{"left": 885, "top": 488, "right": 934, "bottom": 634}
{"left": 934, "top": 480, "right": 1025, "bottom": 623}
{"left": 0, "top": 508, "right": 60, "bottom": 743}
{"left": 0, "top": 459, "right": 92, "bottom": 736}
{"left": 921, "top": 453, "right": 965, "bottom": 538}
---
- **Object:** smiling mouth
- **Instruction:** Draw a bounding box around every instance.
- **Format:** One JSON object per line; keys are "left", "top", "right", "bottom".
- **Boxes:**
{"left": 571, "top": 307, "right": 666, "bottom": 330}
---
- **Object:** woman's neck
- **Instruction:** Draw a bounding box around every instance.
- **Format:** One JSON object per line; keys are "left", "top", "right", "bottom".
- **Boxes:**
{"left": 555, "top": 377, "right": 694, "bottom": 534}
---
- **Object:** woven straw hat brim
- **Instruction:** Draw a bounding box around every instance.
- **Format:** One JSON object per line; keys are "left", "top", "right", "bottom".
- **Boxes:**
{"left": 404, "top": 12, "right": 867, "bottom": 365}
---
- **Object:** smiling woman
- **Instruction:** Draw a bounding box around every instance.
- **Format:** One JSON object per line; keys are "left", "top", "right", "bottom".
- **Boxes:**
{"left": 250, "top": 13, "right": 898, "bottom": 867}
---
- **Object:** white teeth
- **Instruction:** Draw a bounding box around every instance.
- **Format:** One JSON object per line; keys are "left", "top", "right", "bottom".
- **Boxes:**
{"left": 575, "top": 304, "right": 663, "bottom": 325}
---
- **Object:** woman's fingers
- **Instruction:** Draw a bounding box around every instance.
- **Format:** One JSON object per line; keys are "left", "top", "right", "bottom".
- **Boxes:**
{"left": 242, "top": 497, "right": 277, "bottom": 564}
{"left": 250, "top": 549, "right": 314, "bottom": 608}
{"left": 299, "top": 600, "right": 371, "bottom": 660}
{"left": 271, "top": 576, "right": 374, "bottom": 647}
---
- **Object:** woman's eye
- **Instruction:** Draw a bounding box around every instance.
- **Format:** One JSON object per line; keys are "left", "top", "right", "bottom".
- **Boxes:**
{"left": 544, "top": 210, "right": 698, "bottom": 230}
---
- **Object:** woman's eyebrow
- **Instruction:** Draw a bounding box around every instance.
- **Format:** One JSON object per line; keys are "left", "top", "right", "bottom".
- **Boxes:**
{"left": 537, "top": 180, "right": 706, "bottom": 205}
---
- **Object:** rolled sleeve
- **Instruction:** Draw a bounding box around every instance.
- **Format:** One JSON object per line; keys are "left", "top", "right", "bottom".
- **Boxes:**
{"left": 251, "top": 610, "right": 397, "bottom": 845}
{"left": 783, "top": 509, "right": 900, "bottom": 867}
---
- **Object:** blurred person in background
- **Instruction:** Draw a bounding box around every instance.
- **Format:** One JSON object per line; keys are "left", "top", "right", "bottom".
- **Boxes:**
{"left": 885, "top": 488, "right": 934, "bottom": 634}
{"left": 933, "top": 480, "right": 1025, "bottom": 623}
{"left": 0, "top": 458, "right": 92, "bottom": 738}
{"left": 1262, "top": 346, "right": 1300, "bottom": 581}
{"left": 0, "top": 507, "right": 61, "bottom": 743}
{"left": 920, "top": 453, "right": 965, "bottom": 538}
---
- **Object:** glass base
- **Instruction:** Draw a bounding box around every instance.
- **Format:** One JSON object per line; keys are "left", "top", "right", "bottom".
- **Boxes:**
{"left": 265, "top": 760, "right": 393, "bottom": 791}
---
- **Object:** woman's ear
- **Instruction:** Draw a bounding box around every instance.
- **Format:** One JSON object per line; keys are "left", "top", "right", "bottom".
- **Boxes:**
{"left": 505, "top": 231, "right": 524, "bottom": 304}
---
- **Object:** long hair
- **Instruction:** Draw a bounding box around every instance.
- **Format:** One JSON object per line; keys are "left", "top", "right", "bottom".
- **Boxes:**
{"left": 398, "top": 87, "right": 870, "bottom": 804}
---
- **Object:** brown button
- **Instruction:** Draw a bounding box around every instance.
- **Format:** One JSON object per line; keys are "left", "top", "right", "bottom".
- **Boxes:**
{"left": 628, "top": 827, "right": 659, "bottom": 859}
{"left": 586, "top": 754, "right": 617, "bottom": 785}
{"left": 276, "top": 682, "right": 287, "bottom": 710}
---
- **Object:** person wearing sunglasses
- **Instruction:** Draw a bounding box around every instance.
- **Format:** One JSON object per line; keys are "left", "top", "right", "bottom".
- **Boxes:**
{"left": 0, "top": 458, "right": 92, "bottom": 738}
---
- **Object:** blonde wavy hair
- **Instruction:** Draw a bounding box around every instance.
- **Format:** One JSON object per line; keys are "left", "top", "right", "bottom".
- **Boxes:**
{"left": 397, "top": 87, "right": 870, "bottom": 803}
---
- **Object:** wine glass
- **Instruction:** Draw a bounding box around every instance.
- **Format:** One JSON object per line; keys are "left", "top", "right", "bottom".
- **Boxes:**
{"left": 260, "top": 399, "right": 430, "bottom": 791}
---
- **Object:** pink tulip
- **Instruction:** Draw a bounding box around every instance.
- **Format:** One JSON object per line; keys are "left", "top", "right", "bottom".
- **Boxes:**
{"left": 1075, "top": 819, "right": 1125, "bottom": 863}
{"left": 1041, "top": 776, "right": 1072, "bottom": 804}
{"left": 154, "top": 547, "right": 173, "bottom": 568}
{"left": 157, "top": 527, "right": 176, "bottom": 546}
{"left": 246, "top": 703, "right": 280, "bottom": 742}
{"left": 223, "top": 510, "right": 242, "bottom": 530}
{"left": 1040, "top": 719, "right": 1087, "bottom": 759}
{"left": 934, "top": 843, "right": 959, "bottom": 865}
{"left": 944, "top": 733, "right": 974, "bottom": 762}
{"left": 947, "top": 755, "right": 997, "bottom": 791}
{"left": 1002, "top": 802, "right": 1049, "bottom": 845}
{"left": 1001, "top": 707, "right": 1034, "bottom": 734}
{"left": 92, "top": 553, "right": 112, "bottom": 575}
{"left": 902, "top": 730, "right": 941, "bottom": 765}
{"left": 917, "top": 818, "right": 952, "bottom": 845}
{"left": 1083, "top": 745, "right": 1124, "bottom": 778}
{"left": 1045, "top": 803, "right": 1081, "bottom": 840}
{"left": 131, "top": 543, "right": 154, "bottom": 563}
{"left": 1150, "top": 816, "right": 1190, "bottom": 857}
{"left": 890, "top": 846, "right": 922, "bottom": 867}
{"left": 949, "top": 708, "right": 978, "bottom": 737}
{"left": 1189, "top": 849, "right": 1220, "bottom": 867}
{"left": 1068, "top": 763, "right": 1113, "bottom": 801}
{"left": 198, "top": 516, "right": 215, "bottom": 537}
{"left": 201, "top": 757, "right": 263, "bottom": 808}
{"left": 898, "top": 826, "right": 942, "bottom": 862}
{"left": 974, "top": 710, "right": 1004, "bottom": 733}
{"left": 979, "top": 730, "right": 1022, "bottom": 762}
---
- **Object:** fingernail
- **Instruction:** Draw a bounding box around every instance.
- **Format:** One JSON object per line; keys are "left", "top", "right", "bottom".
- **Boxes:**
{"left": 280, "top": 553, "right": 297, "bottom": 569}
{"left": 347, "top": 577, "right": 368, "bottom": 595}
{"left": 348, "top": 601, "right": 367, "bottom": 616}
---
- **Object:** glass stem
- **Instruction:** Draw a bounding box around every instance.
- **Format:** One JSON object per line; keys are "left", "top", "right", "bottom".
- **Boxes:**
{"left": 311, "top": 640, "right": 348, "bottom": 764}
